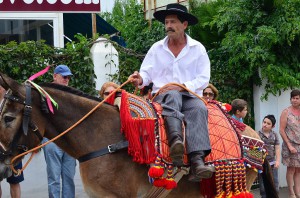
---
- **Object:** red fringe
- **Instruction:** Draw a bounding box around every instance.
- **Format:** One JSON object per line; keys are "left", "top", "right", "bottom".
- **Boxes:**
{"left": 120, "top": 90, "right": 156, "bottom": 164}
{"left": 200, "top": 176, "right": 216, "bottom": 198}
{"left": 105, "top": 92, "right": 116, "bottom": 105}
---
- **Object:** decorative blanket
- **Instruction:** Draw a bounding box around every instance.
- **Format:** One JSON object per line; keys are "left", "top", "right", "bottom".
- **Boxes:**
{"left": 205, "top": 102, "right": 242, "bottom": 162}
{"left": 119, "top": 90, "right": 157, "bottom": 164}
{"left": 117, "top": 91, "right": 260, "bottom": 196}
{"left": 240, "top": 135, "right": 266, "bottom": 172}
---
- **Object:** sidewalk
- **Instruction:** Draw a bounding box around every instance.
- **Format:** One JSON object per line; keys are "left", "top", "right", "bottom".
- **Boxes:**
{"left": 252, "top": 187, "right": 289, "bottom": 198}
{"left": 1, "top": 152, "right": 88, "bottom": 198}
{"left": 1, "top": 152, "right": 288, "bottom": 197}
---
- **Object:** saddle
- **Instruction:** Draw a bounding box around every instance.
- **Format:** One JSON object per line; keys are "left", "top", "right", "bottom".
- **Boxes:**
{"left": 115, "top": 91, "right": 265, "bottom": 196}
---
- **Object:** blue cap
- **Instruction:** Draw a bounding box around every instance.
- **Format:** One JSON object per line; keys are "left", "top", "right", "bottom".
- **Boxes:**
{"left": 54, "top": 65, "right": 73, "bottom": 76}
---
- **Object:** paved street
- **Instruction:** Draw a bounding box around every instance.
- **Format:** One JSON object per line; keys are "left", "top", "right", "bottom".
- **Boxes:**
{"left": 1, "top": 152, "right": 88, "bottom": 198}
{"left": 1, "top": 152, "right": 289, "bottom": 197}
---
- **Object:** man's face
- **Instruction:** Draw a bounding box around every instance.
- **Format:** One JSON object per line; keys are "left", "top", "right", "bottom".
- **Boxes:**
{"left": 164, "top": 15, "right": 188, "bottom": 39}
{"left": 53, "top": 74, "right": 71, "bottom": 86}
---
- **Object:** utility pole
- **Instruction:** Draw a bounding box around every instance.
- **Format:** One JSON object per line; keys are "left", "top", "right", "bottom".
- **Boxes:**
{"left": 92, "top": 13, "right": 97, "bottom": 38}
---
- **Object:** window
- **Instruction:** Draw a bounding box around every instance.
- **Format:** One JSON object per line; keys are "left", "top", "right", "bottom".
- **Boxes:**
{"left": 0, "top": 19, "right": 54, "bottom": 45}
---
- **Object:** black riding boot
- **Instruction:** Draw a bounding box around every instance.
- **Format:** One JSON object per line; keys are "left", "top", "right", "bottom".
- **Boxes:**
{"left": 164, "top": 116, "right": 184, "bottom": 166}
{"left": 188, "top": 151, "right": 215, "bottom": 182}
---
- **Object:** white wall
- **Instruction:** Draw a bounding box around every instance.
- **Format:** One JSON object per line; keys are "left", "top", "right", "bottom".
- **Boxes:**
{"left": 253, "top": 83, "right": 291, "bottom": 187}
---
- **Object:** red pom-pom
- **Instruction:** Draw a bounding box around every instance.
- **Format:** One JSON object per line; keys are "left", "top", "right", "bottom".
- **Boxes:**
{"left": 153, "top": 178, "right": 167, "bottom": 187}
{"left": 164, "top": 178, "right": 177, "bottom": 190}
{"left": 148, "top": 166, "right": 164, "bottom": 178}
{"left": 234, "top": 192, "right": 254, "bottom": 198}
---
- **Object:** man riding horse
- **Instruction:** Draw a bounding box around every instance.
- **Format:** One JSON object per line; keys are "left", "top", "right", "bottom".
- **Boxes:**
{"left": 130, "top": 3, "right": 214, "bottom": 182}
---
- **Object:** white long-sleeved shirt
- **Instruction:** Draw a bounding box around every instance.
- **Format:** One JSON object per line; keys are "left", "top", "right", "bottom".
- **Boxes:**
{"left": 139, "top": 34, "right": 210, "bottom": 96}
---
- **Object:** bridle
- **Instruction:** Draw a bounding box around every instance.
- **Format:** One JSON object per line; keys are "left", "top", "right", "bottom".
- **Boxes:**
{"left": 0, "top": 82, "right": 43, "bottom": 161}
{"left": 0, "top": 81, "right": 129, "bottom": 163}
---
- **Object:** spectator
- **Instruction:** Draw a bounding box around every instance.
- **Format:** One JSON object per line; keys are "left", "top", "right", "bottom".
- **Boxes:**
{"left": 258, "top": 114, "right": 280, "bottom": 198}
{"left": 231, "top": 99, "right": 248, "bottom": 123}
{"left": 99, "top": 81, "right": 118, "bottom": 99}
{"left": 140, "top": 82, "right": 153, "bottom": 100}
{"left": 0, "top": 86, "right": 24, "bottom": 198}
{"left": 279, "top": 89, "right": 300, "bottom": 198}
{"left": 202, "top": 83, "right": 218, "bottom": 102}
{"left": 42, "top": 65, "right": 76, "bottom": 198}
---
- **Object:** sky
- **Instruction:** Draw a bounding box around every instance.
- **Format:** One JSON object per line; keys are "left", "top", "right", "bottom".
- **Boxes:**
{"left": 100, "top": 0, "right": 115, "bottom": 12}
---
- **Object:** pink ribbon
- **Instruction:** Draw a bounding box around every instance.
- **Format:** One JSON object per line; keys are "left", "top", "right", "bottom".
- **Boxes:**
{"left": 29, "top": 65, "right": 51, "bottom": 81}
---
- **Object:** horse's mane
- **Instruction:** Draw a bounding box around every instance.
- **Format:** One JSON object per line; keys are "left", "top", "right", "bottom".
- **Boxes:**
{"left": 39, "top": 82, "right": 102, "bottom": 102}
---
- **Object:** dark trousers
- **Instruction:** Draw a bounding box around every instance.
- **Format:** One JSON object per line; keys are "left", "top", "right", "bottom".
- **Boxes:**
{"left": 154, "top": 90, "right": 211, "bottom": 154}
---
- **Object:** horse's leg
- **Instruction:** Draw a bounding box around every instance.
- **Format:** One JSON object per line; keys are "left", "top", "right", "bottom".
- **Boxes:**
{"left": 246, "top": 168, "right": 258, "bottom": 191}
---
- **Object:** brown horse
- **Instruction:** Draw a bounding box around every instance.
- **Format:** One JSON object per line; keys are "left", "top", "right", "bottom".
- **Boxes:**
{"left": 0, "top": 73, "right": 273, "bottom": 197}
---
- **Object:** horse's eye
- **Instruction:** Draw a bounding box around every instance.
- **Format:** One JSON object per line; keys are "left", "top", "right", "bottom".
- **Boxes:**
{"left": 4, "top": 116, "right": 15, "bottom": 123}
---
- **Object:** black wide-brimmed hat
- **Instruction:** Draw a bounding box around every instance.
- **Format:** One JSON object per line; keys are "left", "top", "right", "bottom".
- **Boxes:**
{"left": 153, "top": 3, "right": 198, "bottom": 26}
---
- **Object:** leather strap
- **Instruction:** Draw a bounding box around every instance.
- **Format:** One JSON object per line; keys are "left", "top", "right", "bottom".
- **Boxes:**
{"left": 22, "top": 82, "right": 32, "bottom": 136}
{"left": 78, "top": 140, "right": 128, "bottom": 163}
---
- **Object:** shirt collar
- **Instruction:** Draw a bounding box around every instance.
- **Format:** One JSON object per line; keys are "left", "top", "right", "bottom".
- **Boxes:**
{"left": 232, "top": 114, "right": 243, "bottom": 123}
{"left": 259, "top": 129, "right": 275, "bottom": 138}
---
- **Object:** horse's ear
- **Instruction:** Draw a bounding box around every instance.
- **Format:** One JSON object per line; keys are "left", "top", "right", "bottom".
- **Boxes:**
{"left": 0, "top": 72, "right": 25, "bottom": 96}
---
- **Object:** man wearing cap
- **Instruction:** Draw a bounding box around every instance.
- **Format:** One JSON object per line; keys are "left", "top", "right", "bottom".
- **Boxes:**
{"left": 42, "top": 65, "right": 76, "bottom": 198}
{"left": 130, "top": 3, "right": 213, "bottom": 182}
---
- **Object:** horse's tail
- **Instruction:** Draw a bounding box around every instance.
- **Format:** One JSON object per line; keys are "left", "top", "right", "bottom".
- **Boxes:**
{"left": 261, "top": 160, "right": 279, "bottom": 198}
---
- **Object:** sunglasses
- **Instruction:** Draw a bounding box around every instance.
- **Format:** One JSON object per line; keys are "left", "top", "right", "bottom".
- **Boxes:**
{"left": 59, "top": 75, "right": 71, "bottom": 80}
{"left": 203, "top": 92, "right": 214, "bottom": 97}
{"left": 103, "top": 92, "right": 110, "bottom": 96}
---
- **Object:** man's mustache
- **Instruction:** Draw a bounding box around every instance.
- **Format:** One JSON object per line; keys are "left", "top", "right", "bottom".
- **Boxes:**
{"left": 166, "top": 29, "right": 175, "bottom": 33}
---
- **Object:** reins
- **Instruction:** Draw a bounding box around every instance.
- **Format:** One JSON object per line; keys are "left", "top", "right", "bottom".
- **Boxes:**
{"left": 10, "top": 79, "right": 206, "bottom": 174}
{"left": 151, "top": 82, "right": 207, "bottom": 105}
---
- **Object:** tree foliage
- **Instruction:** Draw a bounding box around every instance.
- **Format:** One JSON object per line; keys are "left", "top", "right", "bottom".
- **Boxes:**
{"left": 191, "top": 0, "right": 300, "bottom": 102}
{"left": 100, "top": 0, "right": 165, "bottom": 91}
{"left": 0, "top": 34, "right": 97, "bottom": 95}
{"left": 189, "top": 0, "right": 300, "bottom": 125}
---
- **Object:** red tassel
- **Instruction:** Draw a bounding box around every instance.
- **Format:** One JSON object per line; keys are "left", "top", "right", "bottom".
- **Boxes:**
{"left": 164, "top": 178, "right": 177, "bottom": 190}
{"left": 234, "top": 191, "right": 253, "bottom": 198}
{"left": 148, "top": 166, "right": 164, "bottom": 178}
{"left": 200, "top": 177, "right": 215, "bottom": 198}
{"left": 153, "top": 178, "right": 166, "bottom": 187}
{"left": 148, "top": 155, "right": 165, "bottom": 178}
{"left": 244, "top": 192, "right": 254, "bottom": 198}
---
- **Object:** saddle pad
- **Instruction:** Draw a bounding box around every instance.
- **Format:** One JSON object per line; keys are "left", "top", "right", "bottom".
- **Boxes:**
{"left": 205, "top": 102, "right": 242, "bottom": 162}
{"left": 120, "top": 91, "right": 157, "bottom": 164}
{"left": 241, "top": 134, "right": 266, "bottom": 171}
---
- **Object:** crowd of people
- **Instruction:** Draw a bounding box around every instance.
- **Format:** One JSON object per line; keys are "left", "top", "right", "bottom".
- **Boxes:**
{"left": 0, "top": 3, "right": 299, "bottom": 198}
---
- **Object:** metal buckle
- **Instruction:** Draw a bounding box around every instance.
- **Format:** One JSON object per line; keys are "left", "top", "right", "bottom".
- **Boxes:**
{"left": 107, "top": 145, "right": 114, "bottom": 153}
{"left": 24, "top": 105, "right": 32, "bottom": 109}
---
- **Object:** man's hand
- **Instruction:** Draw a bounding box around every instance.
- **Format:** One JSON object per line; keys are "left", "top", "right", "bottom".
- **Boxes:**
{"left": 129, "top": 71, "right": 143, "bottom": 87}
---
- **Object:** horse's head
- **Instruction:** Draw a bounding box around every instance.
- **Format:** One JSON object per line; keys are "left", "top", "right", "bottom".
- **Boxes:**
{"left": 0, "top": 73, "right": 44, "bottom": 180}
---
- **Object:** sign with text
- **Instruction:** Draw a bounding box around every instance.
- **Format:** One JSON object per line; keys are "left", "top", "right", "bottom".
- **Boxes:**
{"left": 0, "top": 0, "right": 100, "bottom": 12}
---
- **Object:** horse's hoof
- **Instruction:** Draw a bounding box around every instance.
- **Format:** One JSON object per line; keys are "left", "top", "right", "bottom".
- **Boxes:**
{"left": 170, "top": 140, "right": 184, "bottom": 166}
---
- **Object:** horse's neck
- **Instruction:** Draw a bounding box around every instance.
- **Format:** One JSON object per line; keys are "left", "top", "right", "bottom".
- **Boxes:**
{"left": 42, "top": 88, "right": 121, "bottom": 159}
